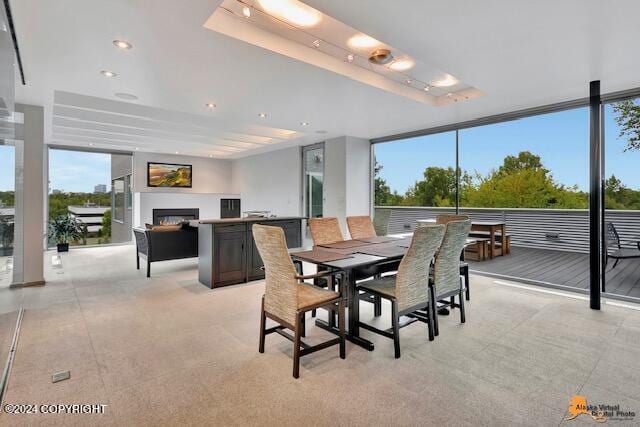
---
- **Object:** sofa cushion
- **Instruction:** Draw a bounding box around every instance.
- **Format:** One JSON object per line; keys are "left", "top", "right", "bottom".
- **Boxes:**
{"left": 151, "top": 224, "right": 182, "bottom": 232}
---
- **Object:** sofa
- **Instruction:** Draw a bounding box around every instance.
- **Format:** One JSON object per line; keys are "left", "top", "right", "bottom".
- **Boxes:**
{"left": 133, "top": 224, "right": 198, "bottom": 277}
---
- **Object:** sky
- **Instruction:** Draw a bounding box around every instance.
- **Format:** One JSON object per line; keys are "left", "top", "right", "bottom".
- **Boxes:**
{"left": 1, "top": 148, "right": 111, "bottom": 193}
{"left": 375, "top": 104, "right": 640, "bottom": 194}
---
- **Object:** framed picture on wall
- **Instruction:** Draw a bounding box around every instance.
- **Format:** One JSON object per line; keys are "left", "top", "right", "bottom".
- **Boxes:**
{"left": 147, "top": 162, "right": 193, "bottom": 188}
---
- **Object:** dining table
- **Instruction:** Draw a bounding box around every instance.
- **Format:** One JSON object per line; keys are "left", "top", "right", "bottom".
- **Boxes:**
{"left": 289, "top": 233, "right": 480, "bottom": 351}
{"left": 417, "top": 219, "right": 506, "bottom": 259}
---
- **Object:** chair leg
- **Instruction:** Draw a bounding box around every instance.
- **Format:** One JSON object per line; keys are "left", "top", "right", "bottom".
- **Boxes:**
{"left": 427, "top": 298, "right": 435, "bottom": 342}
{"left": 464, "top": 268, "right": 470, "bottom": 301}
{"left": 429, "top": 285, "right": 439, "bottom": 337}
{"left": 450, "top": 296, "right": 455, "bottom": 309}
{"left": 311, "top": 309, "right": 316, "bottom": 318}
{"left": 612, "top": 258, "right": 620, "bottom": 270}
{"left": 136, "top": 254, "right": 140, "bottom": 270}
{"left": 374, "top": 295, "right": 382, "bottom": 317}
{"left": 293, "top": 312, "right": 302, "bottom": 379}
{"left": 300, "top": 313, "right": 306, "bottom": 337}
{"left": 259, "top": 297, "right": 266, "bottom": 353}
{"left": 391, "top": 300, "right": 400, "bottom": 359}
{"left": 338, "top": 300, "right": 346, "bottom": 359}
{"left": 146, "top": 259, "right": 151, "bottom": 278}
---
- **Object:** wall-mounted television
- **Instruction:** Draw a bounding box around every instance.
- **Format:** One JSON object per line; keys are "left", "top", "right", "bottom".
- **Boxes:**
{"left": 147, "top": 162, "right": 192, "bottom": 188}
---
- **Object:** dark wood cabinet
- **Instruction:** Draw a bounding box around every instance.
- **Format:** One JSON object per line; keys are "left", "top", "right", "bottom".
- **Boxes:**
{"left": 198, "top": 218, "right": 303, "bottom": 288}
{"left": 213, "top": 226, "right": 246, "bottom": 285}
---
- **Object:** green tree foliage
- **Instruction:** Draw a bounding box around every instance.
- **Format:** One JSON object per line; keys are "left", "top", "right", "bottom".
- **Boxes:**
{"left": 373, "top": 161, "right": 404, "bottom": 206}
{"left": 605, "top": 175, "right": 640, "bottom": 210}
{"left": 403, "top": 166, "right": 457, "bottom": 207}
{"left": 0, "top": 191, "right": 15, "bottom": 207}
{"left": 48, "top": 192, "right": 111, "bottom": 219}
{"left": 100, "top": 209, "right": 112, "bottom": 239}
{"left": 612, "top": 99, "right": 640, "bottom": 151}
{"left": 374, "top": 151, "right": 613, "bottom": 209}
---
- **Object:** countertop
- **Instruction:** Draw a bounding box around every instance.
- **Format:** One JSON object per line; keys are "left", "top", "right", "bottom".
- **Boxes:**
{"left": 197, "top": 216, "right": 305, "bottom": 225}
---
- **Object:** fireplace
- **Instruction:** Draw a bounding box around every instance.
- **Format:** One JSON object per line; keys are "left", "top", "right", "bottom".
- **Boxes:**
{"left": 153, "top": 208, "right": 199, "bottom": 225}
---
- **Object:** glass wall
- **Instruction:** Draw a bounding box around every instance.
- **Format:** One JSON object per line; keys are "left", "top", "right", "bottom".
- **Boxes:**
{"left": 603, "top": 98, "right": 640, "bottom": 301}
{"left": 374, "top": 108, "right": 592, "bottom": 291}
{"left": 0, "top": 143, "right": 15, "bottom": 286}
{"left": 48, "top": 149, "right": 112, "bottom": 247}
{"left": 374, "top": 131, "right": 456, "bottom": 207}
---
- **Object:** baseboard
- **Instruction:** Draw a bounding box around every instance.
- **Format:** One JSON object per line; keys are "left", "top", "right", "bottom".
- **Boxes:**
{"left": 9, "top": 280, "right": 46, "bottom": 288}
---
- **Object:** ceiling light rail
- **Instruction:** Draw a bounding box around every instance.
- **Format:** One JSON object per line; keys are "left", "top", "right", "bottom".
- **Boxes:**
{"left": 221, "top": 0, "right": 469, "bottom": 101}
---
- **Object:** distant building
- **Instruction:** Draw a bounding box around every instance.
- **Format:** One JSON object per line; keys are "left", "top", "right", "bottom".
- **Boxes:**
{"left": 94, "top": 184, "right": 107, "bottom": 193}
{"left": 51, "top": 189, "right": 62, "bottom": 195}
{"left": 68, "top": 203, "right": 109, "bottom": 234}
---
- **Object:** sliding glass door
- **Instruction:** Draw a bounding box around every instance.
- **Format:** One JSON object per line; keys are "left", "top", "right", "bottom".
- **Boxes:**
{"left": 303, "top": 143, "right": 324, "bottom": 219}
{"left": 0, "top": 143, "right": 16, "bottom": 287}
{"left": 603, "top": 97, "right": 640, "bottom": 301}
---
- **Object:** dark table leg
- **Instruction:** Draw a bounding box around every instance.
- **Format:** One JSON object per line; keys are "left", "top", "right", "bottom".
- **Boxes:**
{"left": 315, "top": 268, "right": 374, "bottom": 351}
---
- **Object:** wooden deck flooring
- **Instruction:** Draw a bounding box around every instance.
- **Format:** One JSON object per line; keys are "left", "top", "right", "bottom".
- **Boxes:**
{"left": 467, "top": 246, "right": 640, "bottom": 299}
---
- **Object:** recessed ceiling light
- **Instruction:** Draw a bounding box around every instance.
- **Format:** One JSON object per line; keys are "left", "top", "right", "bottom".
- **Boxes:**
{"left": 100, "top": 70, "right": 117, "bottom": 78}
{"left": 389, "top": 59, "right": 414, "bottom": 71}
{"left": 206, "top": 102, "right": 216, "bottom": 108}
{"left": 300, "top": 121, "right": 310, "bottom": 126}
{"left": 115, "top": 92, "right": 138, "bottom": 100}
{"left": 258, "top": 0, "right": 321, "bottom": 27}
{"left": 242, "top": 6, "right": 251, "bottom": 18}
{"left": 348, "top": 34, "right": 380, "bottom": 49}
{"left": 405, "top": 79, "right": 412, "bottom": 85}
{"left": 135, "top": 147, "right": 139, "bottom": 150}
{"left": 423, "top": 85, "right": 431, "bottom": 92}
{"left": 88, "top": 143, "right": 94, "bottom": 146}
{"left": 258, "top": 112, "right": 267, "bottom": 118}
{"left": 312, "top": 39, "right": 321, "bottom": 48}
{"left": 446, "top": 92, "right": 453, "bottom": 98}
{"left": 175, "top": 151, "right": 179, "bottom": 154}
{"left": 209, "top": 154, "right": 213, "bottom": 158}
{"left": 346, "top": 54, "right": 354, "bottom": 63}
{"left": 113, "top": 40, "right": 132, "bottom": 50}
{"left": 432, "top": 74, "right": 459, "bottom": 87}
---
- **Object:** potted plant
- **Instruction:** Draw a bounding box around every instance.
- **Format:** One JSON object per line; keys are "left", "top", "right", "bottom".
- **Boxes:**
{"left": 48, "top": 214, "right": 82, "bottom": 252}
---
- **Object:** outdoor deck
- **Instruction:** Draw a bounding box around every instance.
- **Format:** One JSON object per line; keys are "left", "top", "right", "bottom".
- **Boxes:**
{"left": 468, "top": 246, "right": 640, "bottom": 299}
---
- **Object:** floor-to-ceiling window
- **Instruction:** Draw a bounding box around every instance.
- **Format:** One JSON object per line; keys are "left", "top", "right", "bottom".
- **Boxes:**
{"left": 603, "top": 97, "right": 640, "bottom": 301}
{"left": 0, "top": 143, "right": 15, "bottom": 286}
{"left": 459, "top": 108, "right": 589, "bottom": 289}
{"left": 373, "top": 131, "right": 456, "bottom": 235}
{"left": 48, "top": 148, "right": 132, "bottom": 247}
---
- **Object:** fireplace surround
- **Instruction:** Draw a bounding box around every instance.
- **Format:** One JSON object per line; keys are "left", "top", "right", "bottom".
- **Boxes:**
{"left": 152, "top": 208, "right": 199, "bottom": 225}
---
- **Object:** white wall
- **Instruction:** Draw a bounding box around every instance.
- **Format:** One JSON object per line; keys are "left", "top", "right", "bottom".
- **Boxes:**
{"left": 132, "top": 152, "right": 235, "bottom": 224}
{"left": 231, "top": 147, "right": 302, "bottom": 217}
{"left": 133, "top": 152, "right": 233, "bottom": 194}
{"left": 324, "top": 137, "right": 347, "bottom": 232}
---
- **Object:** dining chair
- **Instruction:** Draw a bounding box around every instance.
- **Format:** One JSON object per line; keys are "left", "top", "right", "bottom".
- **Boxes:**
{"left": 347, "top": 215, "right": 377, "bottom": 239}
{"left": 357, "top": 224, "right": 445, "bottom": 358}
{"left": 435, "top": 214, "right": 469, "bottom": 225}
{"left": 253, "top": 224, "right": 345, "bottom": 378}
{"left": 373, "top": 209, "right": 392, "bottom": 236}
{"left": 430, "top": 219, "right": 472, "bottom": 336}
{"left": 308, "top": 217, "right": 344, "bottom": 245}
{"left": 308, "top": 217, "right": 383, "bottom": 316}
{"left": 435, "top": 214, "right": 471, "bottom": 301}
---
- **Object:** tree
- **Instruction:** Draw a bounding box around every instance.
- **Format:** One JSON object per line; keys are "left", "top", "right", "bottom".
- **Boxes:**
{"left": 465, "top": 151, "right": 588, "bottom": 209}
{"left": 101, "top": 209, "right": 112, "bottom": 239}
{"left": 404, "top": 166, "right": 457, "bottom": 207}
{"left": 612, "top": 99, "right": 640, "bottom": 151}
{"left": 373, "top": 160, "right": 404, "bottom": 206}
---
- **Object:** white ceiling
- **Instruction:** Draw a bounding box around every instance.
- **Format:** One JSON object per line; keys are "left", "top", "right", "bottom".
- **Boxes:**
{"left": 11, "top": 0, "right": 640, "bottom": 158}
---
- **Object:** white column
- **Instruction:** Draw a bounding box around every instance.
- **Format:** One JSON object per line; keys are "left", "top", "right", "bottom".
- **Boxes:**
{"left": 13, "top": 104, "right": 45, "bottom": 286}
